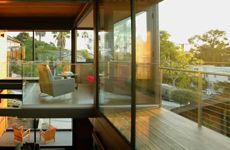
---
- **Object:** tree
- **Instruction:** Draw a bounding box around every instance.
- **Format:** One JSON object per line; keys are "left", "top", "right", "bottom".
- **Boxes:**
{"left": 35, "top": 32, "right": 46, "bottom": 41}
{"left": 15, "top": 32, "right": 31, "bottom": 43}
{"left": 160, "top": 30, "right": 202, "bottom": 87}
{"left": 52, "top": 31, "right": 70, "bottom": 60}
{"left": 188, "top": 29, "right": 230, "bottom": 66}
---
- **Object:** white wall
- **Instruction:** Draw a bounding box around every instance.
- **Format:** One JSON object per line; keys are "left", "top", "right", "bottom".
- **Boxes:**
{"left": 0, "top": 31, "right": 7, "bottom": 78}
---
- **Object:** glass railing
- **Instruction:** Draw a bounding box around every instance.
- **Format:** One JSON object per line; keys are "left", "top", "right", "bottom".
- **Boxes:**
{"left": 161, "top": 67, "right": 230, "bottom": 137}
{"left": 0, "top": 61, "right": 23, "bottom": 108}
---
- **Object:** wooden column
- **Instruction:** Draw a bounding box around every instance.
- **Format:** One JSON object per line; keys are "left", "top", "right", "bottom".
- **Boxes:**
{"left": 73, "top": 118, "right": 93, "bottom": 149}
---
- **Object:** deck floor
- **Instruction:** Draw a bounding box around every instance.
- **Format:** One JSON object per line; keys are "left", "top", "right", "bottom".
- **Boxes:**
{"left": 106, "top": 107, "right": 230, "bottom": 150}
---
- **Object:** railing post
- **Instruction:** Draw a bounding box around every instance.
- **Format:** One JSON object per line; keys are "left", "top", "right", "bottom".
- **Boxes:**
{"left": 197, "top": 72, "right": 203, "bottom": 127}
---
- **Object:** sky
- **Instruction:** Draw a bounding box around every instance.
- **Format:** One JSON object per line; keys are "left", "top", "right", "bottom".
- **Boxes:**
{"left": 159, "top": 0, "right": 230, "bottom": 46}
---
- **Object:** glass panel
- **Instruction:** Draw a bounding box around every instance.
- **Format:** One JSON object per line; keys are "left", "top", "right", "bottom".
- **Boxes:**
{"left": 0, "top": 30, "right": 94, "bottom": 108}
{"left": 0, "top": 117, "right": 72, "bottom": 147}
{"left": 35, "top": 31, "right": 71, "bottom": 63}
{"left": 38, "top": 118, "right": 72, "bottom": 146}
{"left": 76, "top": 30, "right": 94, "bottom": 62}
{"left": 98, "top": 1, "right": 132, "bottom": 142}
{"left": 0, "top": 31, "right": 8, "bottom": 78}
{"left": 0, "top": 31, "right": 33, "bottom": 78}
{"left": 1, "top": 117, "right": 35, "bottom": 146}
{"left": 0, "top": 31, "right": 32, "bottom": 108}
{"left": 135, "top": 1, "right": 160, "bottom": 149}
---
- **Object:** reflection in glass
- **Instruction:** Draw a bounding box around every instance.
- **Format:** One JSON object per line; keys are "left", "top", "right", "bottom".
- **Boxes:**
{"left": 76, "top": 30, "right": 94, "bottom": 62}
{"left": 135, "top": 1, "right": 161, "bottom": 149}
{"left": 98, "top": 1, "right": 132, "bottom": 142}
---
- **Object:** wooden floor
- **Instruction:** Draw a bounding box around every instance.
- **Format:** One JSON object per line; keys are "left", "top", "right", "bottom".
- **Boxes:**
{"left": 106, "top": 107, "right": 230, "bottom": 150}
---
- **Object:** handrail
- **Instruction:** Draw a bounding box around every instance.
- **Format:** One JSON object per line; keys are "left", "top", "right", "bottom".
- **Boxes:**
{"left": 160, "top": 67, "right": 230, "bottom": 77}
{"left": 161, "top": 66, "right": 230, "bottom": 135}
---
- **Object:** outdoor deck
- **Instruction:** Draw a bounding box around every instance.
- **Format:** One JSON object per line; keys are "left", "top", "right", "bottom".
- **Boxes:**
{"left": 107, "top": 107, "right": 230, "bottom": 150}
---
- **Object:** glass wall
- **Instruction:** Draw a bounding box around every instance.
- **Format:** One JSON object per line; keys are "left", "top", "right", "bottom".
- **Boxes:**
{"left": 76, "top": 30, "right": 94, "bottom": 63}
{"left": 0, "top": 31, "right": 33, "bottom": 108}
{"left": 75, "top": 30, "right": 95, "bottom": 100}
{"left": 0, "top": 30, "right": 95, "bottom": 107}
{"left": 98, "top": 1, "right": 132, "bottom": 141}
{"left": 135, "top": 1, "right": 160, "bottom": 149}
{"left": 35, "top": 31, "right": 71, "bottom": 63}
{"left": 0, "top": 31, "right": 33, "bottom": 78}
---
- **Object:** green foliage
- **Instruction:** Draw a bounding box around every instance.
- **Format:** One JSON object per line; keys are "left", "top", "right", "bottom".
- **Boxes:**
{"left": 15, "top": 32, "right": 31, "bottom": 43}
{"left": 170, "top": 89, "right": 197, "bottom": 105}
{"left": 11, "top": 64, "right": 21, "bottom": 74}
{"left": 214, "top": 82, "right": 230, "bottom": 93}
{"left": 81, "top": 50, "right": 93, "bottom": 62}
{"left": 22, "top": 64, "right": 38, "bottom": 77}
{"left": 81, "top": 50, "right": 90, "bottom": 59}
{"left": 35, "top": 40, "right": 58, "bottom": 61}
{"left": 189, "top": 29, "right": 230, "bottom": 66}
{"left": 160, "top": 30, "right": 203, "bottom": 87}
{"left": 13, "top": 32, "right": 58, "bottom": 61}
{"left": 160, "top": 30, "right": 202, "bottom": 68}
{"left": 52, "top": 31, "right": 70, "bottom": 49}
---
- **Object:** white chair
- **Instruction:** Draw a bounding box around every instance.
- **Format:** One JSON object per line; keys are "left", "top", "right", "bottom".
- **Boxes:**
{"left": 37, "top": 64, "right": 75, "bottom": 97}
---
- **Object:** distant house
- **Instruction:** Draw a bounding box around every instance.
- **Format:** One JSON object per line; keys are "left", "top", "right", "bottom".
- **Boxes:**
{"left": 192, "top": 65, "right": 230, "bottom": 83}
{"left": 0, "top": 32, "right": 23, "bottom": 77}
{"left": 7, "top": 35, "right": 23, "bottom": 60}
{"left": 0, "top": 31, "right": 8, "bottom": 78}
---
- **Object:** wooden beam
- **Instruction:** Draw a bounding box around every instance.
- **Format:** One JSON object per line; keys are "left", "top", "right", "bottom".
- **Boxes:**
{"left": 73, "top": 2, "right": 93, "bottom": 28}
{"left": 0, "top": 0, "right": 90, "bottom": 3}
{"left": 0, "top": 106, "right": 96, "bottom": 118}
{"left": 0, "top": 17, "right": 74, "bottom": 30}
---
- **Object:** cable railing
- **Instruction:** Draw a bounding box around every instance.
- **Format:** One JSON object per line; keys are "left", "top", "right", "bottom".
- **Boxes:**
{"left": 161, "top": 67, "right": 230, "bottom": 137}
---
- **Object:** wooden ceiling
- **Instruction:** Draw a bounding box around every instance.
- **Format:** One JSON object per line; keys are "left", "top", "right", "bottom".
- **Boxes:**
{"left": 0, "top": 1, "right": 86, "bottom": 18}
{"left": 0, "top": 0, "right": 92, "bottom": 29}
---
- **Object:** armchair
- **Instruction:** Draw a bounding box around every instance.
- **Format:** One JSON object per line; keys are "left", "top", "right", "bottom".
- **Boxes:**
{"left": 13, "top": 126, "right": 30, "bottom": 143}
{"left": 37, "top": 64, "right": 75, "bottom": 97}
{"left": 39, "top": 125, "right": 56, "bottom": 144}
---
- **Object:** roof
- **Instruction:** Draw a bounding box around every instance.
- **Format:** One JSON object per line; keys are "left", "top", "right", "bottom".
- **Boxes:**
{"left": 7, "top": 35, "right": 22, "bottom": 44}
{"left": 0, "top": 0, "right": 92, "bottom": 29}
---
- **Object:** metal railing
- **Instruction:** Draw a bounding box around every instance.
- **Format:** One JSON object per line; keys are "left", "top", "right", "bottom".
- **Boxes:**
{"left": 161, "top": 67, "right": 230, "bottom": 137}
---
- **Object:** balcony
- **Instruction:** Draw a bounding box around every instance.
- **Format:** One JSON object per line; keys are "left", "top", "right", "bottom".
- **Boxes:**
{"left": 105, "top": 107, "right": 230, "bottom": 150}
{"left": 95, "top": 66, "right": 230, "bottom": 150}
